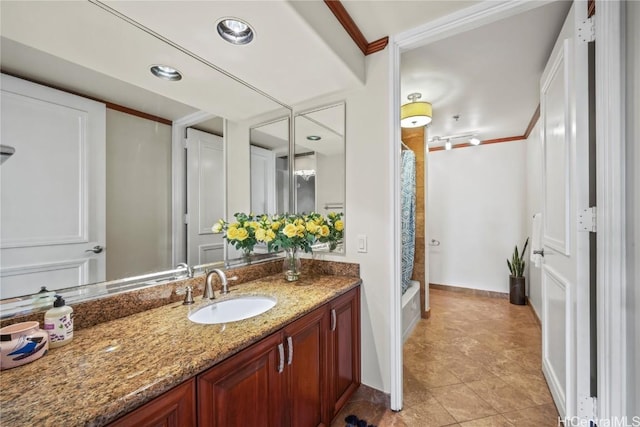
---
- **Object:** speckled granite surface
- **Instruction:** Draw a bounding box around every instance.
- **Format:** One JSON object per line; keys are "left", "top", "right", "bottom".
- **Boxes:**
{"left": 1, "top": 259, "right": 359, "bottom": 330}
{"left": 0, "top": 273, "right": 361, "bottom": 426}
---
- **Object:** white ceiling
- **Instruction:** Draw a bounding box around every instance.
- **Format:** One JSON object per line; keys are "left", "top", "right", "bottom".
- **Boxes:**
{"left": 399, "top": 1, "right": 571, "bottom": 147}
{"left": 1, "top": 0, "right": 573, "bottom": 146}
{"left": 342, "top": 0, "right": 571, "bottom": 148}
{"left": 0, "top": 1, "right": 362, "bottom": 123}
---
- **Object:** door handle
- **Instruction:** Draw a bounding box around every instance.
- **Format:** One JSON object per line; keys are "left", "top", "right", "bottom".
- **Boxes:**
{"left": 533, "top": 249, "right": 544, "bottom": 257}
{"left": 85, "top": 245, "right": 104, "bottom": 254}
{"left": 331, "top": 309, "right": 336, "bottom": 332}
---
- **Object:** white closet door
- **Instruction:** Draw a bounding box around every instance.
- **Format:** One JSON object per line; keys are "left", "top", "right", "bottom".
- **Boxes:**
{"left": 186, "top": 128, "right": 224, "bottom": 266}
{"left": 0, "top": 74, "right": 106, "bottom": 298}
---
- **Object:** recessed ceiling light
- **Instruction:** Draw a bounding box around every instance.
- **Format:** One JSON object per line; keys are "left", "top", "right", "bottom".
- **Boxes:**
{"left": 306, "top": 135, "right": 321, "bottom": 141}
{"left": 469, "top": 137, "right": 481, "bottom": 146}
{"left": 150, "top": 65, "right": 182, "bottom": 81}
{"left": 217, "top": 18, "right": 254, "bottom": 45}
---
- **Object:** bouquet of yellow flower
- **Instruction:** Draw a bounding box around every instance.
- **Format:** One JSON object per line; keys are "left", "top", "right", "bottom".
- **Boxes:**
{"left": 211, "top": 212, "right": 275, "bottom": 255}
{"left": 213, "top": 212, "right": 344, "bottom": 255}
{"left": 317, "top": 212, "right": 344, "bottom": 251}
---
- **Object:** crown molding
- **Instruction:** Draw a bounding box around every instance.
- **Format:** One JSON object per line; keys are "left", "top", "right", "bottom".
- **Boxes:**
{"left": 324, "top": 0, "right": 389, "bottom": 56}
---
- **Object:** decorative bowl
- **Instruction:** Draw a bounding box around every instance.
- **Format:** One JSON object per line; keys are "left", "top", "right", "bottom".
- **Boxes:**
{"left": 0, "top": 321, "right": 49, "bottom": 370}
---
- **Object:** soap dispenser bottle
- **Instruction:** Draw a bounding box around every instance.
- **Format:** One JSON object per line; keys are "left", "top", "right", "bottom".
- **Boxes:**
{"left": 44, "top": 295, "right": 74, "bottom": 348}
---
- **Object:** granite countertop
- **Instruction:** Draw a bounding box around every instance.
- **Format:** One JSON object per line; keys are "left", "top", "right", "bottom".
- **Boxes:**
{"left": 0, "top": 273, "right": 361, "bottom": 426}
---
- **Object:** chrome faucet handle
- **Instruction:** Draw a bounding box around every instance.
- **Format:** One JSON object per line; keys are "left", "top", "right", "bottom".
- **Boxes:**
{"left": 179, "top": 286, "right": 195, "bottom": 305}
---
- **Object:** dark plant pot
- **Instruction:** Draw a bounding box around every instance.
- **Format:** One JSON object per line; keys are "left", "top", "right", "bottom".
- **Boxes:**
{"left": 509, "top": 276, "right": 526, "bottom": 305}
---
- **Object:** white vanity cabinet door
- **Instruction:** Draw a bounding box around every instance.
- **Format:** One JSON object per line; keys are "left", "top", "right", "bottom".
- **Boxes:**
{"left": 0, "top": 74, "right": 106, "bottom": 299}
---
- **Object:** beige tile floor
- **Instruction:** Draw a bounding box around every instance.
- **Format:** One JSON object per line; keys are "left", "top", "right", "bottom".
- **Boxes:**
{"left": 332, "top": 289, "right": 560, "bottom": 427}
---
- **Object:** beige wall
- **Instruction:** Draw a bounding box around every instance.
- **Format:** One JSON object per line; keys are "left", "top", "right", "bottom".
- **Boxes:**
{"left": 106, "top": 109, "right": 172, "bottom": 280}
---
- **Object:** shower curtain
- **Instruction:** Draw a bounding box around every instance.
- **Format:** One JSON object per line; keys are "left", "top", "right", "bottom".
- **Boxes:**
{"left": 401, "top": 149, "right": 416, "bottom": 294}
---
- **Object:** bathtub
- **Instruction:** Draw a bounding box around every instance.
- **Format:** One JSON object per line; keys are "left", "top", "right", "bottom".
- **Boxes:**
{"left": 402, "top": 280, "right": 421, "bottom": 343}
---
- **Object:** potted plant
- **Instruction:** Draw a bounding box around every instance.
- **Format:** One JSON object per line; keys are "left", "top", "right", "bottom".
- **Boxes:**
{"left": 507, "top": 237, "right": 529, "bottom": 305}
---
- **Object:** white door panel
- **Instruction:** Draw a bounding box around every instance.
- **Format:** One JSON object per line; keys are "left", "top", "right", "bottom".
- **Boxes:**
{"left": 542, "top": 265, "right": 570, "bottom": 417}
{"left": 186, "top": 128, "right": 224, "bottom": 266}
{"left": 540, "top": 3, "right": 590, "bottom": 421}
{"left": 0, "top": 74, "right": 105, "bottom": 299}
{"left": 250, "top": 145, "right": 276, "bottom": 215}
{"left": 542, "top": 45, "right": 571, "bottom": 255}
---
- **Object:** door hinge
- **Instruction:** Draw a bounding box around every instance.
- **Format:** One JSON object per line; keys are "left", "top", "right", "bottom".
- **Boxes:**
{"left": 578, "top": 395, "right": 597, "bottom": 422}
{"left": 578, "top": 17, "right": 595, "bottom": 43}
{"left": 183, "top": 213, "right": 189, "bottom": 225}
{"left": 183, "top": 138, "right": 189, "bottom": 149}
{"left": 578, "top": 206, "right": 597, "bottom": 232}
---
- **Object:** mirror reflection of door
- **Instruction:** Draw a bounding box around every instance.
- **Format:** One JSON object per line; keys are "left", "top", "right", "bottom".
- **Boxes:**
{"left": 186, "top": 128, "right": 224, "bottom": 266}
{"left": 0, "top": 74, "right": 106, "bottom": 299}
{"left": 250, "top": 118, "right": 290, "bottom": 216}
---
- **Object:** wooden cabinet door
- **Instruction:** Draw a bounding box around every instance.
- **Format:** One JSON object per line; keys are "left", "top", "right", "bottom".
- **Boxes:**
{"left": 283, "top": 306, "right": 329, "bottom": 427}
{"left": 328, "top": 288, "right": 361, "bottom": 419}
{"left": 197, "top": 332, "right": 285, "bottom": 427}
{"left": 107, "top": 379, "right": 196, "bottom": 427}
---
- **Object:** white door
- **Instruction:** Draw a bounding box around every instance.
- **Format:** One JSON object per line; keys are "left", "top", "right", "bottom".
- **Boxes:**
{"left": 0, "top": 74, "right": 106, "bottom": 299}
{"left": 539, "top": 4, "right": 591, "bottom": 421}
{"left": 186, "top": 128, "right": 224, "bottom": 266}
{"left": 250, "top": 145, "right": 276, "bottom": 215}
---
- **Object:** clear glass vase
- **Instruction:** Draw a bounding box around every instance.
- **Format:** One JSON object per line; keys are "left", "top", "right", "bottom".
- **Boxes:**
{"left": 283, "top": 247, "right": 302, "bottom": 282}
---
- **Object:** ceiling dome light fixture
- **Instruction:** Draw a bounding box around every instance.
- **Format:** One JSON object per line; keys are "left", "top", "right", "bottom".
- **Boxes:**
{"left": 306, "top": 135, "right": 321, "bottom": 141}
{"left": 469, "top": 137, "right": 481, "bottom": 146}
{"left": 150, "top": 65, "right": 182, "bottom": 81}
{"left": 400, "top": 92, "right": 432, "bottom": 128}
{"left": 217, "top": 17, "right": 254, "bottom": 45}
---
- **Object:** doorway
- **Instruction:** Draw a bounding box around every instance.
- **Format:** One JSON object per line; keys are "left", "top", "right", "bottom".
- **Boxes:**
{"left": 392, "top": 1, "right": 592, "bottom": 419}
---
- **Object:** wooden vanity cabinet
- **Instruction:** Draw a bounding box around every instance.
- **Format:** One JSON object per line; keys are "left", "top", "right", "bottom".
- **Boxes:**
{"left": 197, "top": 305, "right": 330, "bottom": 427}
{"left": 109, "top": 286, "right": 360, "bottom": 427}
{"left": 327, "top": 287, "right": 361, "bottom": 419}
{"left": 107, "top": 378, "right": 196, "bottom": 427}
{"left": 197, "top": 332, "right": 285, "bottom": 426}
{"left": 282, "top": 305, "right": 329, "bottom": 427}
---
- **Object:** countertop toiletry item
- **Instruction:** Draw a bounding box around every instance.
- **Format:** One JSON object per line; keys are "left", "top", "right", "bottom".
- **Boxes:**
{"left": 0, "top": 321, "right": 49, "bottom": 370}
{"left": 44, "top": 295, "right": 73, "bottom": 348}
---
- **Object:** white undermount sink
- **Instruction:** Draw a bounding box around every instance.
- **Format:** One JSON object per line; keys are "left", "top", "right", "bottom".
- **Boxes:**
{"left": 188, "top": 295, "right": 277, "bottom": 324}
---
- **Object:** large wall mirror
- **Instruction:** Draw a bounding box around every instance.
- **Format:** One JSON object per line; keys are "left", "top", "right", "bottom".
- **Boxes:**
{"left": 0, "top": 1, "right": 291, "bottom": 310}
{"left": 294, "top": 103, "right": 346, "bottom": 253}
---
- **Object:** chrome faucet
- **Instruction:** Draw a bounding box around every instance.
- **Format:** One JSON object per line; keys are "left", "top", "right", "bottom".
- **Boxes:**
{"left": 203, "top": 269, "right": 228, "bottom": 300}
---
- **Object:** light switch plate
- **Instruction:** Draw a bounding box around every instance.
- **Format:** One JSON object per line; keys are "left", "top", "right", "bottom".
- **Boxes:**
{"left": 357, "top": 234, "right": 367, "bottom": 253}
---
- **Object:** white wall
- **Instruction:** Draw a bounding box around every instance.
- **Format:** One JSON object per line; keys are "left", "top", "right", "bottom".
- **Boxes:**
{"left": 625, "top": 0, "right": 640, "bottom": 417}
{"left": 316, "top": 152, "right": 345, "bottom": 214}
{"left": 427, "top": 140, "right": 527, "bottom": 293}
{"left": 106, "top": 109, "right": 172, "bottom": 279}
{"left": 526, "top": 121, "right": 543, "bottom": 317}
{"left": 293, "top": 50, "right": 393, "bottom": 393}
